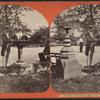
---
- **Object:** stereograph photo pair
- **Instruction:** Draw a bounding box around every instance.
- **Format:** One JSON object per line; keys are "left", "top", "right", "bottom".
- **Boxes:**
{"left": 0, "top": 0, "right": 100, "bottom": 97}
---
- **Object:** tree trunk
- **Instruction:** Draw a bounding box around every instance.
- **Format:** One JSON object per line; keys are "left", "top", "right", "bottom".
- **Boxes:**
{"left": 17, "top": 47, "right": 23, "bottom": 62}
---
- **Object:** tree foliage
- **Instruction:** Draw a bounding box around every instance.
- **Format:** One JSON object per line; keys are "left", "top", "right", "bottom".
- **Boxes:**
{"left": 52, "top": 4, "right": 100, "bottom": 43}
{"left": 0, "top": 4, "right": 32, "bottom": 36}
{"left": 30, "top": 27, "right": 49, "bottom": 45}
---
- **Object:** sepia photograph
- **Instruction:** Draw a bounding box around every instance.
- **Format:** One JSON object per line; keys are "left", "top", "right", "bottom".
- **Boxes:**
{"left": 0, "top": 4, "right": 50, "bottom": 93}
{"left": 50, "top": 4, "right": 100, "bottom": 92}
{"left": 1, "top": 0, "right": 100, "bottom": 99}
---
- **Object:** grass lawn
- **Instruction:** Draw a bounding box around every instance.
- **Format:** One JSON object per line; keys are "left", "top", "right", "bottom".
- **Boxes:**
{"left": 51, "top": 74, "right": 100, "bottom": 92}
{"left": 0, "top": 46, "right": 100, "bottom": 93}
{"left": 0, "top": 71, "right": 50, "bottom": 93}
{"left": 51, "top": 46, "right": 100, "bottom": 92}
{"left": 0, "top": 47, "right": 50, "bottom": 93}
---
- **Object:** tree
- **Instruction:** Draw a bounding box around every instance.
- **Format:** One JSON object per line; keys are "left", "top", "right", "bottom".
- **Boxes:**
{"left": 53, "top": 4, "right": 100, "bottom": 43}
{"left": 30, "top": 26, "right": 49, "bottom": 46}
{"left": 52, "top": 4, "right": 100, "bottom": 66}
{"left": 53, "top": 15, "right": 66, "bottom": 43}
{"left": 0, "top": 4, "right": 32, "bottom": 36}
{"left": 0, "top": 4, "right": 32, "bottom": 63}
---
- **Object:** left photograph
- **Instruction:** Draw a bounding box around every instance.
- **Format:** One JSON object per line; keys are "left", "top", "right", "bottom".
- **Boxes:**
{"left": 0, "top": 4, "right": 50, "bottom": 93}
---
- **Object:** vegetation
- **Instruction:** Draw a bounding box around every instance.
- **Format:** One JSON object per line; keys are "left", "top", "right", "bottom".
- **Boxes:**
{"left": 0, "top": 4, "right": 32, "bottom": 46}
{"left": 0, "top": 71, "right": 50, "bottom": 93}
{"left": 51, "top": 74, "right": 100, "bottom": 92}
{"left": 0, "top": 4, "right": 49, "bottom": 46}
{"left": 51, "top": 4, "right": 100, "bottom": 45}
{"left": 30, "top": 27, "right": 49, "bottom": 46}
{"left": 0, "top": 4, "right": 32, "bottom": 34}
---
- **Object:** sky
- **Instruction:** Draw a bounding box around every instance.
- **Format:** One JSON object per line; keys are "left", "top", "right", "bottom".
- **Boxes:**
{"left": 20, "top": 9, "right": 49, "bottom": 34}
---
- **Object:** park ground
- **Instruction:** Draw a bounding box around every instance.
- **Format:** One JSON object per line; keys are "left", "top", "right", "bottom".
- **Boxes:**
{"left": 0, "top": 47, "right": 50, "bottom": 93}
{"left": 0, "top": 46, "right": 100, "bottom": 92}
{"left": 51, "top": 46, "right": 100, "bottom": 92}
{"left": 0, "top": 46, "right": 100, "bottom": 66}
{"left": 51, "top": 45, "right": 100, "bottom": 65}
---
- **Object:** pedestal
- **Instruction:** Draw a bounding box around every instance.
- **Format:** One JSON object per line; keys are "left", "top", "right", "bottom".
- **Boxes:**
{"left": 61, "top": 53, "right": 82, "bottom": 79}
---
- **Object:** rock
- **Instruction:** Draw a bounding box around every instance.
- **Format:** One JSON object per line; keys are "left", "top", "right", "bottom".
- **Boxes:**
{"left": 61, "top": 56, "right": 82, "bottom": 79}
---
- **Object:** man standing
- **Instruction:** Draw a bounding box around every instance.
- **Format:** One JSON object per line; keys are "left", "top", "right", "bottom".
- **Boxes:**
{"left": 85, "top": 31, "right": 95, "bottom": 66}
{"left": 12, "top": 28, "right": 23, "bottom": 62}
{"left": 79, "top": 36, "right": 84, "bottom": 53}
{"left": 1, "top": 27, "right": 11, "bottom": 68}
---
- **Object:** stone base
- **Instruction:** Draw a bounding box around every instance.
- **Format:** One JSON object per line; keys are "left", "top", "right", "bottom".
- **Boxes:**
{"left": 61, "top": 58, "right": 82, "bottom": 79}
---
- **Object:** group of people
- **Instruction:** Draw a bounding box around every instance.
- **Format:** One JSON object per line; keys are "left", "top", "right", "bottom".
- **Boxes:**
{"left": 0, "top": 26, "right": 29, "bottom": 68}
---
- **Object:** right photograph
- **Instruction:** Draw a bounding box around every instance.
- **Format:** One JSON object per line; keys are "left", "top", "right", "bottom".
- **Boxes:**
{"left": 50, "top": 4, "right": 100, "bottom": 92}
